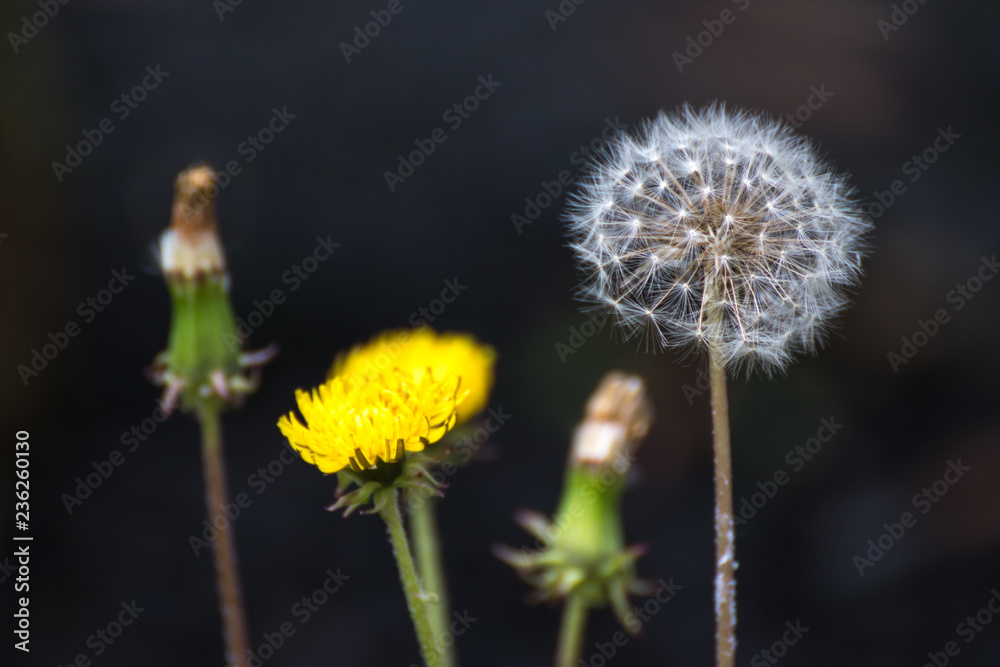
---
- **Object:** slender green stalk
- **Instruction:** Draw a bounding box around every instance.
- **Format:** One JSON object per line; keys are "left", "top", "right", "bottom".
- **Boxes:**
{"left": 198, "top": 406, "right": 250, "bottom": 667}
{"left": 555, "top": 593, "right": 589, "bottom": 667}
{"left": 708, "top": 351, "right": 736, "bottom": 667}
{"left": 383, "top": 490, "right": 441, "bottom": 667}
{"left": 409, "top": 497, "right": 454, "bottom": 667}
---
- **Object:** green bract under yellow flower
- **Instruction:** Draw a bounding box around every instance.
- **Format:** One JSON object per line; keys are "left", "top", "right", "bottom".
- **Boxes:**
{"left": 278, "top": 368, "right": 464, "bottom": 475}
{"left": 331, "top": 328, "right": 495, "bottom": 424}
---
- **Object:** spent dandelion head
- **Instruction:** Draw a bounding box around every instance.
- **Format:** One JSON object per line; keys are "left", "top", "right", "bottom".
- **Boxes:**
{"left": 150, "top": 164, "right": 275, "bottom": 415}
{"left": 159, "top": 164, "right": 224, "bottom": 279}
{"left": 570, "top": 371, "right": 654, "bottom": 468}
{"left": 565, "top": 103, "right": 871, "bottom": 374}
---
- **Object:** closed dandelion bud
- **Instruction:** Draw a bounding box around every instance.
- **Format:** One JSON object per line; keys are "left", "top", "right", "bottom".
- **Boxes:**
{"left": 496, "top": 372, "right": 655, "bottom": 634}
{"left": 150, "top": 164, "right": 275, "bottom": 414}
{"left": 566, "top": 104, "right": 871, "bottom": 374}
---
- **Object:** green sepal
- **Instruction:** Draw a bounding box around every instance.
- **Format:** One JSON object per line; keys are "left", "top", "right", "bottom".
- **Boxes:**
{"left": 165, "top": 275, "right": 241, "bottom": 408}
{"left": 495, "top": 459, "right": 652, "bottom": 634}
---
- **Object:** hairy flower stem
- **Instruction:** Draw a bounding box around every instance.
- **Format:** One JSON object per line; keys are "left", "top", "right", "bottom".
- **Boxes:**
{"left": 410, "top": 498, "right": 454, "bottom": 667}
{"left": 709, "top": 350, "right": 736, "bottom": 667}
{"left": 197, "top": 406, "right": 250, "bottom": 667}
{"left": 383, "top": 490, "right": 441, "bottom": 667}
{"left": 556, "top": 593, "right": 589, "bottom": 667}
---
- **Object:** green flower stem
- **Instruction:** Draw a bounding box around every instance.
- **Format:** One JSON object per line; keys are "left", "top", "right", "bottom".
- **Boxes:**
{"left": 382, "top": 489, "right": 441, "bottom": 667}
{"left": 709, "top": 350, "right": 736, "bottom": 667}
{"left": 197, "top": 405, "right": 250, "bottom": 667}
{"left": 555, "top": 592, "right": 589, "bottom": 667}
{"left": 409, "top": 497, "right": 454, "bottom": 667}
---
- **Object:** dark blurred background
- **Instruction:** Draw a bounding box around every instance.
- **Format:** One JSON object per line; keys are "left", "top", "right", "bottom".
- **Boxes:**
{"left": 2, "top": 1, "right": 999, "bottom": 666}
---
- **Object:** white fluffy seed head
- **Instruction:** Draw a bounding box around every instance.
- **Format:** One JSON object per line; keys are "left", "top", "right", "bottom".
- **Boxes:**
{"left": 565, "top": 103, "right": 871, "bottom": 375}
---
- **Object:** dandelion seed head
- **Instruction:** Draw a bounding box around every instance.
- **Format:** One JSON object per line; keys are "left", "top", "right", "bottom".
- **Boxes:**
{"left": 565, "top": 103, "right": 871, "bottom": 374}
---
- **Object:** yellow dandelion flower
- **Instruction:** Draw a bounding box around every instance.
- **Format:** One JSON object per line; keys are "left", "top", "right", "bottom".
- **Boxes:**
{"left": 332, "top": 328, "right": 495, "bottom": 424}
{"left": 278, "top": 368, "right": 463, "bottom": 475}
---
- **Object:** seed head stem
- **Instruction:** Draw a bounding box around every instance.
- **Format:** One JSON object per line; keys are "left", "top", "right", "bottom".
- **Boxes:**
{"left": 709, "top": 351, "right": 736, "bottom": 667}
